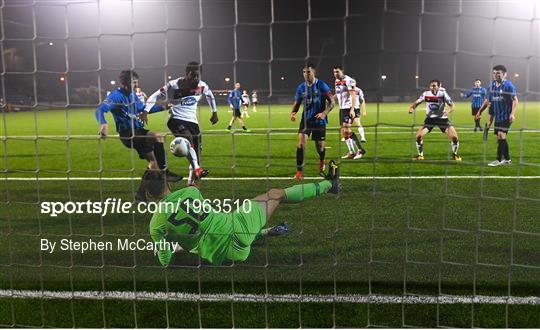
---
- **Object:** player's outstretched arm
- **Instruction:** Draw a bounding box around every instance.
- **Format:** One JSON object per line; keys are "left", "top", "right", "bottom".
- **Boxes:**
{"left": 205, "top": 88, "right": 219, "bottom": 124}
{"left": 476, "top": 99, "right": 489, "bottom": 119}
{"left": 149, "top": 215, "right": 174, "bottom": 267}
{"left": 290, "top": 101, "right": 300, "bottom": 121}
{"left": 95, "top": 98, "right": 114, "bottom": 138}
{"left": 144, "top": 85, "right": 169, "bottom": 114}
{"left": 408, "top": 100, "right": 420, "bottom": 114}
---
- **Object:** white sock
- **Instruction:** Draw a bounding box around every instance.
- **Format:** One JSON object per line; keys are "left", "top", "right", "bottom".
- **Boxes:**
{"left": 187, "top": 165, "right": 194, "bottom": 185}
{"left": 253, "top": 105, "right": 257, "bottom": 112}
{"left": 358, "top": 126, "right": 365, "bottom": 140}
{"left": 345, "top": 138, "right": 356, "bottom": 154}
{"left": 186, "top": 145, "right": 200, "bottom": 171}
{"left": 416, "top": 140, "right": 424, "bottom": 156}
{"left": 452, "top": 141, "right": 459, "bottom": 155}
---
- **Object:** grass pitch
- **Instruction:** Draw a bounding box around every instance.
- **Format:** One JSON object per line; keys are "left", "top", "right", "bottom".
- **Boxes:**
{"left": 1, "top": 102, "right": 540, "bottom": 327}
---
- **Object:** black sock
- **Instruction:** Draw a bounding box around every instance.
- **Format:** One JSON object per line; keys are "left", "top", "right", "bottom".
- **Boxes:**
{"left": 497, "top": 140, "right": 503, "bottom": 161}
{"left": 502, "top": 139, "right": 510, "bottom": 160}
{"left": 474, "top": 119, "right": 481, "bottom": 128}
{"left": 350, "top": 132, "right": 363, "bottom": 151}
{"left": 242, "top": 126, "right": 247, "bottom": 130}
{"left": 296, "top": 147, "right": 304, "bottom": 171}
{"left": 317, "top": 146, "right": 325, "bottom": 161}
{"left": 227, "top": 125, "right": 232, "bottom": 130}
{"left": 153, "top": 142, "right": 167, "bottom": 170}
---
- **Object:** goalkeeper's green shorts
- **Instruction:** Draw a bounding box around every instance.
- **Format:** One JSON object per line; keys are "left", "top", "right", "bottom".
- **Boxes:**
{"left": 226, "top": 201, "right": 266, "bottom": 262}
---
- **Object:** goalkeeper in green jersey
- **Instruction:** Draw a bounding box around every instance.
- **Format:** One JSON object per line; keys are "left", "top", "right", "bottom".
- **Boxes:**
{"left": 149, "top": 161, "right": 340, "bottom": 266}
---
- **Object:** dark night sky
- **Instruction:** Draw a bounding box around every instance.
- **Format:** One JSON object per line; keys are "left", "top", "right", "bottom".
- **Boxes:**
{"left": 1, "top": 0, "right": 539, "bottom": 105}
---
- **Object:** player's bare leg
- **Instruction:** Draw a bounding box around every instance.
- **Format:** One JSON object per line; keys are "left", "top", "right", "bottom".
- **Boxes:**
{"left": 294, "top": 133, "right": 308, "bottom": 180}
{"left": 445, "top": 126, "right": 462, "bottom": 161}
{"left": 253, "top": 160, "right": 340, "bottom": 236}
{"left": 484, "top": 114, "right": 493, "bottom": 141}
{"left": 315, "top": 140, "right": 326, "bottom": 174}
{"left": 148, "top": 131, "right": 182, "bottom": 182}
{"left": 414, "top": 127, "right": 429, "bottom": 160}
{"left": 242, "top": 105, "right": 250, "bottom": 118}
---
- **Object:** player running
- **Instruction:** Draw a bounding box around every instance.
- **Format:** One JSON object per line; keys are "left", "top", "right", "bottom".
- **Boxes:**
{"left": 333, "top": 66, "right": 366, "bottom": 160}
{"left": 95, "top": 70, "right": 182, "bottom": 201}
{"left": 149, "top": 160, "right": 340, "bottom": 266}
{"left": 241, "top": 90, "right": 250, "bottom": 118}
{"left": 291, "top": 63, "right": 335, "bottom": 180}
{"left": 144, "top": 61, "right": 219, "bottom": 186}
{"left": 461, "top": 79, "right": 487, "bottom": 132}
{"left": 227, "top": 82, "right": 251, "bottom": 133}
{"left": 251, "top": 90, "right": 258, "bottom": 112}
{"left": 475, "top": 65, "right": 518, "bottom": 166}
{"left": 408, "top": 79, "right": 462, "bottom": 161}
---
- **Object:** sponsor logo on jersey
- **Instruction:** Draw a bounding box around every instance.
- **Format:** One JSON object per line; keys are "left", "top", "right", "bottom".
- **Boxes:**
{"left": 428, "top": 103, "right": 440, "bottom": 110}
{"left": 180, "top": 96, "right": 198, "bottom": 106}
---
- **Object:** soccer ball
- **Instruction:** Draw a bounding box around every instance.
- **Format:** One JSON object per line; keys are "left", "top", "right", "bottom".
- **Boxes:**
{"left": 169, "top": 137, "right": 190, "bottom": 157}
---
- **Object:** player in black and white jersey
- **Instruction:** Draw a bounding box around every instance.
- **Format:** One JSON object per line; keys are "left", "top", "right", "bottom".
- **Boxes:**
{"left": 333, "top": 66, "right": 365, "bottom": 160}
{"left": 241, "top": 90, "right": 250, "bottom": 118}
{"left": 408, "top": 79, "right": 462, "bottom": 161}
{"left": 144, "top": 61, "right": 219, "bottom": 185}
{"left": 251, "top": 90, "right": 258, "bottom": 112}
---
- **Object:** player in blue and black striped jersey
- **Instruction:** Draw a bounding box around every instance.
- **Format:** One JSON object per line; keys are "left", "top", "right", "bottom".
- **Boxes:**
{"left": 476, "top": 65, "right": 518, "bottom": 166}
{"left": 290, "top": 63, "right": 335, "bottom": 180}
{"left": 461, "top": 79, "right": 487, "bottom": 131}
{"left": 95, "top": 70, "right": 181, "bottom": 201}
{"left": 226, "top": 82, "right": 250, "bottom": 133}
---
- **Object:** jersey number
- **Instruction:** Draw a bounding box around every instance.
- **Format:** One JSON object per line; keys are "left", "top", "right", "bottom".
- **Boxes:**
{"left": 167, "top": 198, "right": 209, "bottom": 234}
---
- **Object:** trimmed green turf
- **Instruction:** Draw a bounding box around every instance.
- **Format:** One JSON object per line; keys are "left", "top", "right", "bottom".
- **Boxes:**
{"left": 1, "top": 102, "right": 540, "bottom": 327}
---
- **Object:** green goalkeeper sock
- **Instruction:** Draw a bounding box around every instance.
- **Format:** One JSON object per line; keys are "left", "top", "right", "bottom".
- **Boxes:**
{"left": 284, "top": 180, "right": 332, "bottom": 203}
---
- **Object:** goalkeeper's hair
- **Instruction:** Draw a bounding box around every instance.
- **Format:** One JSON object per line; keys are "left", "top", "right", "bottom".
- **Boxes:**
{"left": 118, "top": 70, "right": 139, "bottom": 87}
{"left": 493, "top": 64, "right": 507, "bottom": 73}
{"left": 186, "top": 61, "right": 201, "bottom": 74}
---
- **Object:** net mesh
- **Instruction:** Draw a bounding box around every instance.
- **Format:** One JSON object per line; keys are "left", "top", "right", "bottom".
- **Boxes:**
{"left": 1, "top": 0, "right": 539, "bottom": 328}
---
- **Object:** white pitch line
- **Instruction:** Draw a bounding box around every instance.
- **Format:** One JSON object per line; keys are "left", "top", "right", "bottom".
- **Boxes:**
{"left": 4, "top": 129, "right": 539, "bottom": 139}
{"left": 1, "top": 290, "right": 539, "bottom": 305}
{"left": 2, "top": 176, "right": 540, "bottom": 181}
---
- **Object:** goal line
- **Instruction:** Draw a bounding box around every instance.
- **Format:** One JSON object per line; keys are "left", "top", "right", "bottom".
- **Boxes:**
{"left": 1, "top": 289, "right": 539, "bottom": 306}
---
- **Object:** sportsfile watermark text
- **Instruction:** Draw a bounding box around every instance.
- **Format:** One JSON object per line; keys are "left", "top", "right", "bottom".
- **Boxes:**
{"left": 40, "top": 198, "right": 252, "bottom": 217}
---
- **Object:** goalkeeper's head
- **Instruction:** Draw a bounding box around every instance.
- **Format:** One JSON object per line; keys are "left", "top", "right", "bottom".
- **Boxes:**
{"left": 185, "top": 61, "right": 201, "bottom": 85}
{"left": 119, "top": 70, "right": 139, "bottom": 93}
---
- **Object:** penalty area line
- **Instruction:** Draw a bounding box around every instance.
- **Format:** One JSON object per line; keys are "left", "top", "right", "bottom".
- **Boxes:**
{"left": 2, "top": 176, "right": 540, "bottom": 181}
{"left": 1, "top": 289, "right": 539, "bottom": 305}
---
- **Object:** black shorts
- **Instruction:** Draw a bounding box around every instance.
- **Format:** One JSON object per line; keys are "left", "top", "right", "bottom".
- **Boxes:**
{"left": 340, "top": 108, "right": 360, "bottom": 125}
{"left": 119, "top": 128, "right": 155, "bottom": 159}
{"left": 232, "top": 108, "right": 242, "bottom": 118}
{"left": 494, "top": 120, "right": 511, "bottom": 134}
{"left": 252, "top": 101, "right": 258, "bottom": 105}
{"left": 167, "top": 117, "right": 202, "bottom": 156}
{"left": 423, "top": 117, "right": 452, "bottom": 133}
{"left": 242, "top": 102, "right": 249, "bottom": 107}
{"left": 472, "top": 106, "right": 481, "bottom": 116}
{"left": 299, "top": 118, "right": 326, "bottom": 141}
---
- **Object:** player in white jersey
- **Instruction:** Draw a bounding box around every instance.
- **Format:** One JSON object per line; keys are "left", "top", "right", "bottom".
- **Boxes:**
{"left": 135, "top": 87, "right": 147, "bottom": 105}
{"left": 408, "top": 79, "right": 461, "bottom": 161}
{"left": 251, "top": 90, "right": 258, "bottom": 112}
{"left": 241, "top": 90, "right": 250, "bottom": 118}
{"left": 144, "top": 61, "right": 219, "bottom": 185}
{"left": 333, "top": 66, "right": 365, "bottom": 160}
